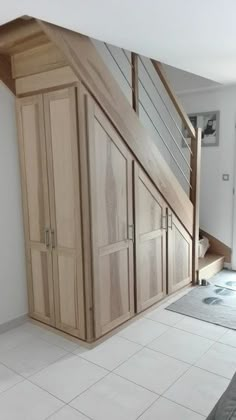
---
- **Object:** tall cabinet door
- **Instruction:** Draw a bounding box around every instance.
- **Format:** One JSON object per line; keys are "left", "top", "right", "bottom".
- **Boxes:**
{"left": 134, "top": 164, "right": 167, "bottom": 312}
{"left": 17, "top": 95, "right": 54, "bottom": 325}
{"left": 44, "top": 87, "right": 85, "bottom": 339}
{"left": 87, "top": 100, "right": 134, "bottom": 338}
{"left": 168, "top": 210, "right": 192, "bottom": 293}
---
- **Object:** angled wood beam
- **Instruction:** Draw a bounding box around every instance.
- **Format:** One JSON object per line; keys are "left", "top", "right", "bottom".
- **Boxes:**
{"left": 152, "top": 60, "right": 196, "bottom": 140}
{"left": 38, "top": 19, "right": 193, "bottom": 235}
{"left": 0, "top": 54, "right": 15, "bottom": 94}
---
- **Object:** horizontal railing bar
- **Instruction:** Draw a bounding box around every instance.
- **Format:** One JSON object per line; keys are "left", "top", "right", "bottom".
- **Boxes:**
{"left": 139, "top": 99, "right": 192, "bottom": 189}
{"left": 137, "top": 69, "right": 192, "bottom": 171}
{"left": 139, "top": 56, "right": 193, "bottom": 154}
{"left": 104, "top": 43, "right": 132, "bottom": 89}
{"left": 152, "top": 60, "right": 196, "bottom": 141}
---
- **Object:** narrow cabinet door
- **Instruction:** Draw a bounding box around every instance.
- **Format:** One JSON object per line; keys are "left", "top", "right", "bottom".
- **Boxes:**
{"left": 167, "top": 210, "right": 192, "bottom": 293}
{"left": 16, "top": 95, "right": 54, "bottom": 325}
{"left": 87, "top": 99, "right": 134, "bottom": 338}
{"left": 43, "top": 87, "right": 85, "bottom": 338}
{"left": 134, "top": 164, "right": 167, "bottom": 312}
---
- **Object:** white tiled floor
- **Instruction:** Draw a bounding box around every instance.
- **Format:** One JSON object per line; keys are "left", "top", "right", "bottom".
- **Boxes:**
{"left": 0, "top": 290, "right": 234, "bottom": 419}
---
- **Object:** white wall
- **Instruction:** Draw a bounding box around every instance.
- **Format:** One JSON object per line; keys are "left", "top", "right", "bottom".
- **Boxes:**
{"left": 180, "top": 86, "right": 236, "bottom": 248}
{"left": 0, "top": 83, "right": 28, "bottom": 325}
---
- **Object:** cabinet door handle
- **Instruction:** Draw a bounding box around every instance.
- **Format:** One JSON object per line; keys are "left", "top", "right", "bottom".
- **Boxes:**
{"left": 51, "top": 230, "right": 56, "bottom": 249}
{"left": 128, "top": 225, "right": 134, "bottom": 242}
{"left": 168, "top": 213, "right": 173, "bottom": 230}
{"left": 161, "top": 215, "right": 167, "bottom": 231}
{"left": 44, "top": 228, "right": 50, "bottom": 248}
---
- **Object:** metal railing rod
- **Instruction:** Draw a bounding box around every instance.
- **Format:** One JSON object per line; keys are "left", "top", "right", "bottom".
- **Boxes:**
{"left": 139, "top": 99, "right": 192, "bottom": 189}
{"left": 138, "top": 74, "right": 192, "bottom": 171}
{"left": 138, "top": 56, "right": 193, "bottom": 154}
{"left": 104, "top": 43, "right": 132, "bottom": 89}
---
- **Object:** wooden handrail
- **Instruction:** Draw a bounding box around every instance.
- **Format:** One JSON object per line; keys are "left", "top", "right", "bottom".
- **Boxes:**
{"left": 190, "top": 128, "right": 202, "bottom": 283}
{"left": 151, "top": 60, "right": 196, "bottom": 141}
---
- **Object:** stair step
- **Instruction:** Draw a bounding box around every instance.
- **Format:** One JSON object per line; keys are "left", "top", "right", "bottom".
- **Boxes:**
{"left": 198, "top": 253, "right": 225, "bottom": 281}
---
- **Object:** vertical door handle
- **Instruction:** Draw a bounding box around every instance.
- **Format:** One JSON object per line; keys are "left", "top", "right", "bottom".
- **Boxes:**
{"left": 44, "top": 228, "right": 50, "bottom": 248}
{"left": 168, "top": 213, "right": 173, "bottom": 230}
{"left": 128, "top": 225, "right": 134, "bottom": 242}
{"left": 161, "top": 215, "right": 167, "bottom": 231}
{"left": 51, "top": 229, "right": 56, "bottom": 249}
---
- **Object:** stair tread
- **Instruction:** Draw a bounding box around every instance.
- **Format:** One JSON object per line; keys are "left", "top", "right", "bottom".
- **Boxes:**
{"left": 199, "top": 253, "right": 225, "bottom": 271}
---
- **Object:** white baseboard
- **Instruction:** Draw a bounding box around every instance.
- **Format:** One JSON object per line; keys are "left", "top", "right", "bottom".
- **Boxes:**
{"left": 0, "top": 314, "right": 29, "bottom": 334}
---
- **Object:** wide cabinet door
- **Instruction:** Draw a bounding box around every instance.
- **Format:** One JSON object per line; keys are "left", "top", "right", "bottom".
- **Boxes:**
{"left": 44, "top": 87, "right": 85, "bottom": 338}
{"left": 167, "top": 210, "right": 192, "bottom": 293}
{"left": 17, "top": 95, "right": 54, "bottom": 325}
{"left": 134, "top": 164, "right": 167, "bottom": 312}
{"left": 87, "top": 100, "right": 134, "bottom": 338}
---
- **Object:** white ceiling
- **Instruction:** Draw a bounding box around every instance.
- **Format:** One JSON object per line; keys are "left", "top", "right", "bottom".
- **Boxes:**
{"left": 1, "top": 0, "right": 235, "bottom": 84}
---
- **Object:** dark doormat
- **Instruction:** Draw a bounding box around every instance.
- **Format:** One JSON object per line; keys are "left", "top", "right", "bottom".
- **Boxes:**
{"left": 166, "top": 270, "right": 236, "bottom": 330}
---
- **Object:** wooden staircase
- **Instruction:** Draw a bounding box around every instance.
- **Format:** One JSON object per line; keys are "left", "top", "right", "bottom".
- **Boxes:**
{"left": 198, "top": 253, "right": 225, "bottom": 281}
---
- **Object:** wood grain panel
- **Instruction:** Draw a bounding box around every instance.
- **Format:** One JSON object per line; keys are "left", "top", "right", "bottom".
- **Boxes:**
{"left": 16, "top": 95, "right": 54, "bottom": 325}
{"left": 168, "top": 211, "right": 192, "bottom": 293}
{"left": 134, "top": 164, "right": 167, "bottom": 312}
{"left": 87, "top": 97, "right": 134, "bottom": 338}
{"left": 44, "top": 87, "right": 85, "bottom": 338}
{"left": 0, "top": 54, "right": 15, "bottom": 94}
{"left": 12, "top": 42, "right": 67, "bottom": 78}
{"left": 38, "top": 20, "right": 194, "bottom": 236}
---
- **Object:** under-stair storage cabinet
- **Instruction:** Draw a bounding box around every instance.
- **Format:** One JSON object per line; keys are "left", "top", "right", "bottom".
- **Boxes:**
{"left": 17, "top": 87, "right": 85, "bottom": 339}
{"left": 134, "top": 164, "right": 167, "bottom": 312}
{"left": 85, "top": 98, "right": 135, "bottom": 338}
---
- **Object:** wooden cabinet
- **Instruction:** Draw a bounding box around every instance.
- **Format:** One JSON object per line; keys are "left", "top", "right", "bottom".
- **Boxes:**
{"left": 86, "top": 100, "right": 134, "bottom": 338}
{"left": 167, "top": 210, "right": 192, "bottom": 294}
{"left": 17, "top": 81, "right": 192, "bottom": 342}
{"left": 17, "top": 87, "right": 85, "bottom": 338}
{"left": 134, "top": 164, "right": 167, "bottom": 312}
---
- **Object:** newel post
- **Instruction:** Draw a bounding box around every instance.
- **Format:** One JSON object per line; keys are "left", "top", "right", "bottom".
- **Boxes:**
{"left": 190, "top": 128, "right": 202, "bottom": 284}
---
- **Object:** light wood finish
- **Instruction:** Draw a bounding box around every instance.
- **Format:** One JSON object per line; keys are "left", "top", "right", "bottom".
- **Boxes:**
{"left": 12, "top": 42, "right": 67, "bottom": 78}
{"left": 15, "top": 66, "right": 77, "bottom": 95}
{"left": 0, "top": 54, "right": 15, "bottom": 94}
{"left": 0, "top": 19, "right": 48, "bottom": 54}
{"left": 152, "top": 60, "right": 196, "bottom": 140}
{"left": 16, "top": 95, "right": 54, "bottom": 325}
{"left": 200, "top": 229, "right": 231, "bottom": 263}
{"left": 134, "top": 164, "right": 167, "bottom": 312}
{"left": 43, "top": 87, "right": 85, "bottom": 338}
{"left": 198, "top": 254, "right": 225, "bottom": 281}
{"left": 131, "top": 52, "right": 139, "bottom": 115}
{"left": 38, "top": 20, "right": 194, "bottom": 236}
{"left": 86, "top": 96, "right": 134, "bottom": 337}
{"left": 168, "top": 210, "right": 192, "bottom": 294}
{"left": 190, "top": 128, "right": 202, "bottom": 283}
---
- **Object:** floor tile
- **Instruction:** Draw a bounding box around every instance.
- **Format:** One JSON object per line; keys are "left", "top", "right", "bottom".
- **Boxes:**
{"left": 0, "top": 337, "right": 67, "bottom": 377}
{"left": 48, "top": 405, "right": 90, "bottom": 419}
{"left": 0, "top": 325, "right": 35, "bottom": 352}
{"left": 164, "top": 366, "right": 229, "bottom": 416}
{"left": 20, "top": 322, "right": 80, "bottom": 352}
{"left": 219, "top": 329, "right": 236, "bottom": 347}
{"left": 30, "top": 354, "right": 107, "bottom": 402}
{"left": 74, "top": 336, "right": 141, "bottom": 370}
{"left": 118, "top": 318, "right": 169, "bottom": 346}
{"left": 0, "top": 380, "right": 63, "bottom": 420}
{"left": 148, "top": 328, "right": 214, "bottom": 364}
{"left": 139, "top": 396, "right": 205, "bottom": 420}
{"left": 71, "top": 373, "right": 157, "bottom": 420}
{"left": 145, "top": 308, "right": 185, "bottom": 326}
{"left": 175, "top": 316, "right": 226, "bottom": 340}
{"left": 0, "top": 364, "right": 23, "bottom": 393}
{"left": 114, "top": 347, "right": 189, "bottom": 394}
{"left": 195, "top": 342, "right": 236, "bottom": 379}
